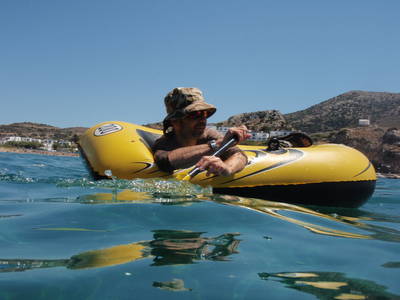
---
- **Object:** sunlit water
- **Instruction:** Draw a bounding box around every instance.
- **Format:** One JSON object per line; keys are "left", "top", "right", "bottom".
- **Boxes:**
{"left": 0, "top": 152, "right": 399, "bottom": 300}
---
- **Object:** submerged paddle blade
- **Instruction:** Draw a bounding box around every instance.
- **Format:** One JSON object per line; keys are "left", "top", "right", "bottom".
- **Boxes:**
{"left": 175, "top": 166, "right": 199, "bottom": 181}
{"left": 179, "top": 174, "right": 191, "bottom": 181}
{"left": 175, "top": 172, "right": 190, "bottom": 181}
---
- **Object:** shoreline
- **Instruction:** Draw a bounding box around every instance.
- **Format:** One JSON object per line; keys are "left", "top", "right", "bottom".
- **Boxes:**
{"left": 377, "top": 173, "right": 400, "bottom": 179}
{"left": 0, "top": 147, "right": 79, "bottom": 157}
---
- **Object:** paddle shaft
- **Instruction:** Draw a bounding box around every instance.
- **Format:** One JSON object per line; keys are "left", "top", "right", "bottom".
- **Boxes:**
{"left": 186, "top": 137, "right": 237, "bottom": 179}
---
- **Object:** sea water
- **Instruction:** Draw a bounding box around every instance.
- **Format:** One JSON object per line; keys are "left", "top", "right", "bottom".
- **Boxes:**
{"left": 0, "top": 152, "right": 399, "bottom": 300}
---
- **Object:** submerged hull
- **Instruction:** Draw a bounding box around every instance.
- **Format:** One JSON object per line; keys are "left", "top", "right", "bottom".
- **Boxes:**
{"left": 78, "top": 121, "right": 376, "bottom": 207}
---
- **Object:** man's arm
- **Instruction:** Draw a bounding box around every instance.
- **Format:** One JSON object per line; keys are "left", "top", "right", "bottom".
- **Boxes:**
{"left": 154, "top": 142, "right": 248, "bottom": 174}
{"left": 167, "top": 144, "right": 214, "bottom": 170}
{"left": 223, "top": 151, "right": 248, "bottom": 174}
{"left": 195, "top": 151, "right": 247, "bottom": 177}
{"left": 153, "top": 144, "right": 213, "bottom": 173}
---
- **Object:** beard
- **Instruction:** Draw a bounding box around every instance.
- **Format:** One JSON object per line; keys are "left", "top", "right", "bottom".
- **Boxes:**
{"left": 177, "top": 119, "right": 206, "bottom": 140}
{"left": 192, "top": 124, "right": 206, "bottom": 138}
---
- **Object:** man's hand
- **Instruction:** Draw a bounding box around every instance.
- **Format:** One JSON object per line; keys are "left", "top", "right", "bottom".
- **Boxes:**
{"left": 195, "top": 156, "right": 232, "bottom": 176}
{"left": 222, "top": 125, "right": 251, "bottom": 146}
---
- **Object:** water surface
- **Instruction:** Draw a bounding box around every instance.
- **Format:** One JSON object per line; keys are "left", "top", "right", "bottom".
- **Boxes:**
{"left": 1, "top": 152, "right": 399, "bottom": 299}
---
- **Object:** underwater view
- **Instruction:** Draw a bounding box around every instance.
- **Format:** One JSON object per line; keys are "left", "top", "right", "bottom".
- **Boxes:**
{"left": 1, "top": 152, "right": 400, "bottom": 300}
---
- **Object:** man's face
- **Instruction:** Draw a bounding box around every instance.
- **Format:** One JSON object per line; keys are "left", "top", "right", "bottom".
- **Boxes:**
{"left": 174, "top": 111, "right": 209, "bottom": 139}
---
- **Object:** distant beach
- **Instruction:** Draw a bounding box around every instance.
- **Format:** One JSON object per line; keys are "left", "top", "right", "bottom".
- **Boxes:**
{"left": 0, "top": 146, "right": 79, "bottom": 157}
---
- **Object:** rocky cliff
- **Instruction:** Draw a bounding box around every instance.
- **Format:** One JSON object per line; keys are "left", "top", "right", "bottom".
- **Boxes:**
{"left": 219, "top": 110, "right": 290, "bottom": 132}
{"left": 213, "top": 91, "right": 400, "bottom": 134}
{"left": 284, "top": 91, "right": 400, "bottom": 133}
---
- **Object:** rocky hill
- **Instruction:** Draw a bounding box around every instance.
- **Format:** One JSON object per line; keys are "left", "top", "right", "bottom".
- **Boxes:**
{"left": 0, "top": 122, "right": 88, "bottom": 141}
{"left": 284, "top": 91, "right": 400, "bottom": 133}
{"left": 218, "top": 110, "right": 290, "bottom": 132}
{"left": 218, "top": 91, "right": 400, "bottom": 133}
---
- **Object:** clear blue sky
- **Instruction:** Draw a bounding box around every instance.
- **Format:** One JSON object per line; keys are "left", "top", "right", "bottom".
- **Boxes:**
{"left": 1, "top": 0, "right": 399, "bottom": 128}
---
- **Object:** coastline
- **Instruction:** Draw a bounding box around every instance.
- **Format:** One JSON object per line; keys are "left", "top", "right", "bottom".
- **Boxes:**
{"left": 0, "top": 147, "right": 79, "bottom": 157}
{"left": 377, "top": 173, "right": 400, "bottom": 179}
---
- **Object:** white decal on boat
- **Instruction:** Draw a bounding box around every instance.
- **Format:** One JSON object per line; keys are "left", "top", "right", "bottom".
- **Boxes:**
{"left": 94, "top": 124, "right": 123, "bottom": 136}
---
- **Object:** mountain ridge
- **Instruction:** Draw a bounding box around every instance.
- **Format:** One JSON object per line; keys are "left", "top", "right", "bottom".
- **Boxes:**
{"left": 217, "top": 90, "right": 400, "bottom": 133}
{"left": 0, "top": 122, "right": 87, "bottom": 141}
{"left": 283, "top": 90, "right": 400, "bottom": 133}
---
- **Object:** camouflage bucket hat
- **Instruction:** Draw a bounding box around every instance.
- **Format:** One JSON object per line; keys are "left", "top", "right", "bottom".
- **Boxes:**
{"left": 163, "top": 87, "right": 216, "bottom": 122}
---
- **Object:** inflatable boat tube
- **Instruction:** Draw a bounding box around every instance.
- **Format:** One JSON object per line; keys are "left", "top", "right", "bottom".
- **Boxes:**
{"left": 78, "top": 121, "right": 376, "bottom": 208}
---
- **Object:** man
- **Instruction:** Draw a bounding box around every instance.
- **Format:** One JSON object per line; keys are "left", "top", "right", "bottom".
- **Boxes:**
{"left": 152, "top": 87, "right": 250, "bottom": 177}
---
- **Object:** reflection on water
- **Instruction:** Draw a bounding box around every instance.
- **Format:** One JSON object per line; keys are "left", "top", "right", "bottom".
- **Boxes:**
{"left": 153, "top": 278, "right": 192, "bottom": 292}
{"left": 2, "top": 188, "right": 397, "bottom": 276}
{"left": 75, "top": 189, "right": 400, "bottom": 242}
{"left": 382, "top": 261, "right": 400, "bottom": 268}
{"left": 0, "top": 230, "right": 240, "bottom": 272}
{"left": 37, "top": 188, "right": 400, "bottom": 242}
{"left": 310, "top": 206, "right": 400, "bottom": 243}
{"left": 212, "top": 195, "right": 371, "bottom": 240}
{"left": 216, "top": 195, "right": 400, "bottom": 243}
{"left": 259, "top": 271, "right": 400, "bottom": 300}
{"left": 76, "top": 189, "right": 202, "bottom": 206}
{"left": 149, "top": 230, "right": 240, "bottom": 266}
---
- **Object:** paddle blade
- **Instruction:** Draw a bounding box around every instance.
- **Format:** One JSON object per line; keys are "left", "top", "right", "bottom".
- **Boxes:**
{"left": 175, "top": 167, "right": 198, "bottom": 181}
{"left": 179, "top": 174, "right": 192, "bottom": 181}
{"left": 175, "top": 172, "right": 190, "bottom": 181}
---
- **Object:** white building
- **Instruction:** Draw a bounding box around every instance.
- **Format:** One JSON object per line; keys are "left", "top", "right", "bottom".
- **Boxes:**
{"left": 208, "top": 126, "right": 290, "bottom": 142}
{"left": 1, "top": 136, "right": 59, "bottom": 151}
{"left": 250, "top": 131, "right": 270, "bottom": 141}
{"left": 269, "top": 130, "right": 293, "bottom": 137}
{"left": 1, "top": 136, "right": 23, "bottom": 143}
{"left": 359, "top": 119, "right": 370, "bottom": 126}
{"left": 42, "top": 139, "right": 55, "bottom": 151}
{"left": 0, "top": 135, "right": 77, "bottom": 152}
{"left": 2, "top": 136, "right": 45, "bottom": 143}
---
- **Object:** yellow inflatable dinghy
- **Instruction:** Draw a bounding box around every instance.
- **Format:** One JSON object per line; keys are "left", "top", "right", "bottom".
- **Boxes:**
{"left": 78, "top": 121, "right": 376, "bottom": 208}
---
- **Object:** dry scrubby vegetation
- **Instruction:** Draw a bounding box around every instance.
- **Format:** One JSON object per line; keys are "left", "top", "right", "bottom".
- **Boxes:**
{"left": 283, "top": 91, "right": 400, "bottom": 133}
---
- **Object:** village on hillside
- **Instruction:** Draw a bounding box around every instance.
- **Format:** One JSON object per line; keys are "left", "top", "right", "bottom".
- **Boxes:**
{"left": 0, "top": 136, "right": 78, "bottom": 153}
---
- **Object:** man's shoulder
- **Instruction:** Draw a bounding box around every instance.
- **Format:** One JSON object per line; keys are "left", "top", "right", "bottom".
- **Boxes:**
{"left": 204, "top": 127, "right": 222, "bottom": 139}
{"left": 152, "top": 134, "right": 177, "bottom": 151}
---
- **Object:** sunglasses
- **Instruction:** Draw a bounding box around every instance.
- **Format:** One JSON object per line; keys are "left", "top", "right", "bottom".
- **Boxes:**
{"left": 185, "top": 110, "right": 210, "bottom": 120}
